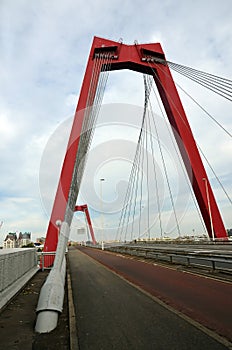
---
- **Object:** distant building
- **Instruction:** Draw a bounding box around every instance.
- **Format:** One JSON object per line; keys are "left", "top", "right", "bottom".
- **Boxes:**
{"left": 3, "top": 232, "right": 18, "bottom": 249}
{"left": 3, "top": 231, "right": 32, "bottom": 249}
{"left": 36, "top": 237, "right": 45, "bottom": 245}
{"left": 18, "top": 232, "right": 31, "bottom": 247}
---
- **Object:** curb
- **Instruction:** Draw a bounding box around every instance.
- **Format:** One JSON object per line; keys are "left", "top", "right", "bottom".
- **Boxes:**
{"left": 67, "top": 269, "right": 79, "bottom": 350}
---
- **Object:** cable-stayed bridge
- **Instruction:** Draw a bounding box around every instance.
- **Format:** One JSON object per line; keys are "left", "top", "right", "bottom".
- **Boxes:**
{"left": 1, "top": 37, "right": 232, "bottom": 349}
{"left": 34, "top": 36, "right": 232, "bottom": 344}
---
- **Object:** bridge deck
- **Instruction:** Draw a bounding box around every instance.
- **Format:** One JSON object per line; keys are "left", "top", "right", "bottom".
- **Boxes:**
{"left": 68, "top": 246, "right": 231, "bottom": 350}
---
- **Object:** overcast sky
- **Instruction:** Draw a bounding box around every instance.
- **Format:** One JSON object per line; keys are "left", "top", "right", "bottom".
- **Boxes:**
{"left": 0, "top": 0, "right": 231, "bottom": 243}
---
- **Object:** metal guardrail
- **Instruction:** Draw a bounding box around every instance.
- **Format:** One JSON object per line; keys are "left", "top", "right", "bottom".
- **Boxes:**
{"left": 37, "top": 251, "right": 56, "bottom": 271}
{"left": 106, "top": 246, "right": 232, "bottom": 274}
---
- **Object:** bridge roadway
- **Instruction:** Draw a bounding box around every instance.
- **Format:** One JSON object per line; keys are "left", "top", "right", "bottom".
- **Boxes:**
{"left": 68, "top": 246, "right": 232, "bottom": 350}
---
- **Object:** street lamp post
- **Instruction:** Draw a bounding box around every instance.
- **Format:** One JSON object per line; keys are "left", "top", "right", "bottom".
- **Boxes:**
{"left": 203, "top": 178, "right": 215, "bottom": 241}
{"left": 100, "top": 178, "right": 105, "bottom": 250}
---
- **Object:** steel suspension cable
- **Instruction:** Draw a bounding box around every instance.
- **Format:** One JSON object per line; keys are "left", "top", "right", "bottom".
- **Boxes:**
{"left": 124, "top": 115, "right": 147, "bottom": 241}
{"left": 116, "top": 124, "right": 146, "bottom": 241}
{"left": 124, "top": 145, "right": 143, "bottom": 241}
{"left": 168, "top": 61, "right": 232, "bottom": 86}
{"left": 116, "top": 74, "right": 152, "bottom": 241}
{"left": 117, "top": 59, "right": 231, "bottom": 240}
{"left": 156, "top": 62, "right": 232, "bottom": 208}
{"left": 170, "top": 65, "right": 232, "bottom": 102}
{"left": 144, "top": 73, "right": 181, "bottom": 237}
{"left": 149, "top": 79, "right": 207, "bottom": 234}
{"left": 144, "top": 75, "right": 164, "bottom": 238}
{"left": 172, "top": 81, "right": 232, "bottom": 139}
{"left": 137, "top": 76, "right": 153, "bottom": 239}
{"left": 129, "top": 139, "right": 144, "bottom": 241}
{"left": 144, "top": 76, "right": 165, "bottom": 238}
{"left": 138, "top": 121, "right": 146, "bottom": 239}
{"left": 169, "top": 64, "right": 232, "bottom": 95}
{"left": 149, "top": 101, "right": 181, "bottom": 237}
{"left": 84, "top": 53, "right": 112, "bottom": 149}
{"left": 81, "top": 53, "right": 112, "bottom": 163}
{"left": 116, "top": 135, "right": 143, "bottom": 241}
{"left": 65, "top": 55, "right": 103, "bottom": 222}
{"left": 147, "top": 60, "right": 232, "bottom": 219}
{"left": 146, "top": 106, "right": 164, "bottom": 238}
{"left": 67, "top": 54, "right": 113, "bottom": 224}
{"left": 146, "top": 59, "right": 232, "bottom": 140}
{"left": 142, "top": 75, "right": 154, "bottom": 239}
{"left": 198, "top": 144, "right": 232, "bottom": 206}
{"left": 144, "top": 115, "right": 150, "bottom": 239}
{"left": 147, "top": 57, "right": 232, "bottom": 101}
{"left": 171, "top": 79, "right": 232, "bottom": 208}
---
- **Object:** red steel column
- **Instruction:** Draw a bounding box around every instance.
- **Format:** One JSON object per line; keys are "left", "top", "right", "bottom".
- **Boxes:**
{"left": 44, "top": 40, "right": 101, "bottom": 253}
{"left": 153, "top": 63, "right": 227, "bottom": 239}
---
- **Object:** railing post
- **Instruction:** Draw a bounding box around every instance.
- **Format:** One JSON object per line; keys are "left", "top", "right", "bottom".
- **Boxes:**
{"left": 42, "top": 253, "right": 44, "bottom": 272}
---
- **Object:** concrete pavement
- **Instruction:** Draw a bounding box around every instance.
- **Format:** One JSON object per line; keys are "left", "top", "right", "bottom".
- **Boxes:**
{"left": 0, "top": 270, "right": 70, "bottom": 350}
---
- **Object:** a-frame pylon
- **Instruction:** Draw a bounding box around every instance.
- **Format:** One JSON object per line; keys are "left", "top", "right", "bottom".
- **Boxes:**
{"left": 74, "top": 204, "right": 97, "bottom": 245}
{"left": 44, "top": 36, "right": 227, "bottom": 253}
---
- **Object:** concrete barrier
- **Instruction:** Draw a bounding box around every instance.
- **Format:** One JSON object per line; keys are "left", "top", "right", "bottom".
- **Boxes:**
{"left": 0, "top": 248, "right": 39, "bottom": 310}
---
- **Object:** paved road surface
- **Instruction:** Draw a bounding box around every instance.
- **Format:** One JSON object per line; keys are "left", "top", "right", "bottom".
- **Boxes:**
{"left": 68, "top": 247, "right": 231, "bottom": 350}
{"left": 78, "top": 246, "right": 232, "bottom": 342}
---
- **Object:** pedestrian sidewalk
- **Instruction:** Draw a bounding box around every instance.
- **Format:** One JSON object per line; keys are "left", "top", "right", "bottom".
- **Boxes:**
{"left": 0, "top": 270, "right": 70, "bottom": 350}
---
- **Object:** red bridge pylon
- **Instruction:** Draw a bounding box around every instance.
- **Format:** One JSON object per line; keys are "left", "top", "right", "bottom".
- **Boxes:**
{"left": 44, "top": 36, "right": 228, "bottom": 254}
{"left": 74, "top": 204, "right": 97, "bottom": 245}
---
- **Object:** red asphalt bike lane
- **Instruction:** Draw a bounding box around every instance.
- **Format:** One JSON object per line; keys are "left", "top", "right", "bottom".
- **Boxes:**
{"left": 76, "top": 246, "right": 232, "bottom": 343}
